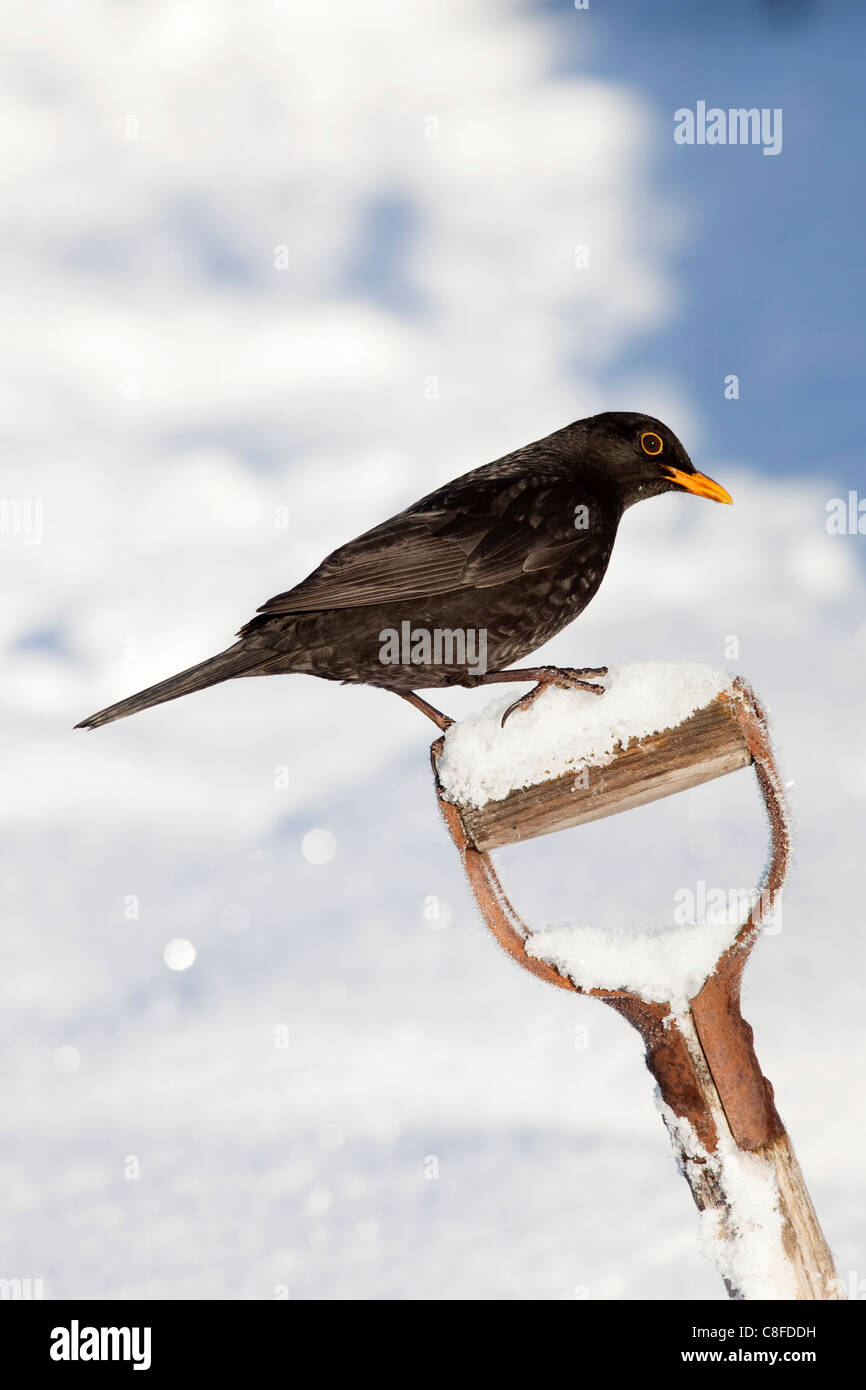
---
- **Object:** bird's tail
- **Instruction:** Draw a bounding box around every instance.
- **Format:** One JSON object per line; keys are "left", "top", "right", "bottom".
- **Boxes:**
{"left": 75, "top": 644, "right": 266, "bottom": 730}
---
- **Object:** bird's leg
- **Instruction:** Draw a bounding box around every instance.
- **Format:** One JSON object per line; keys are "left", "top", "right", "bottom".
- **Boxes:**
{"left": 476, "top": 665, "right": 608, "bottom": 728}
{"left": 390, "top": 688, "right": 453, "bottom": 731}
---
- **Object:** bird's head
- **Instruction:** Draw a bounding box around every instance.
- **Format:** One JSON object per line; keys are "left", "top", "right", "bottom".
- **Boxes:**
{"left": 569, "top": 412, "right": 733, "bottom": 511}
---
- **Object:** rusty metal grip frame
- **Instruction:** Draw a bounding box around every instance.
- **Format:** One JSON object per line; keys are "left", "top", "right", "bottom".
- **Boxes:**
{"left": 431, "top": 677, "right": 790, "bottom": 1155}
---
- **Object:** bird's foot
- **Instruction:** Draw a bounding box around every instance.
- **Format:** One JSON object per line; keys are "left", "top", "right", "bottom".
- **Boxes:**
{"left": 391, "top": 689, "right": 454, "bottom": 731}
{"left": 498, "top": 665, "right": 607, "bottom": 728}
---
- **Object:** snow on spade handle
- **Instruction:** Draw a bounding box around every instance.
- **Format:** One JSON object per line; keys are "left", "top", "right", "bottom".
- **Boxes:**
{"left": 431, "top": 664, "right": 844, "bottom": 1302}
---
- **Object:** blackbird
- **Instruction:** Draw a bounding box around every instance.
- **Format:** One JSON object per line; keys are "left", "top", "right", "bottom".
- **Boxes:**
{"left": 76, "top": 412, "right": 731, "bottom": 733}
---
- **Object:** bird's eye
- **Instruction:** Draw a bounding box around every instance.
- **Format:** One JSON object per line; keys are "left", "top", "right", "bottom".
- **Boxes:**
{"left": 641, "top": 431, "right": 664, "bottom": 456}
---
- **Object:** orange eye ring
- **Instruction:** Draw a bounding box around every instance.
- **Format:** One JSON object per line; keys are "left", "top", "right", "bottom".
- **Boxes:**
{"left": 641, "top": 431, "right": 664, "bottom": 456}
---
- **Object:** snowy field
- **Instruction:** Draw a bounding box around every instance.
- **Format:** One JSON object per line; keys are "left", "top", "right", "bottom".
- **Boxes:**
{"left": 1, "top": 1, "right": 863, "bottom": 1300}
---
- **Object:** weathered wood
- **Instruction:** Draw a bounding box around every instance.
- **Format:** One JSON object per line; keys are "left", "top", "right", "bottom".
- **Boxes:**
{"left": 767, "top": 1133, "right": 846, "bottom": 1300}
{"left": 439, "top": 692, "right": 751, "bottom": 852}
{"left": 659, "top": 1012, "right": 844, "bottom": 1301}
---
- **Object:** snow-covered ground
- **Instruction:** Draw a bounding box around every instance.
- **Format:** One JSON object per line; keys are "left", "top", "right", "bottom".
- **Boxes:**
{"left": 1, "top": 2, "right": 863, "bottom": 1300}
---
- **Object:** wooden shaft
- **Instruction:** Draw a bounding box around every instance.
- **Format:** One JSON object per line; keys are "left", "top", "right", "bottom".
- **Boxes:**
{"left": 654, "top": 1010, "right": 844, "bottom": 1301}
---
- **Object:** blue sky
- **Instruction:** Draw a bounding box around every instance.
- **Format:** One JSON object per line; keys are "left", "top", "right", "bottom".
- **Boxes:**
{"left": 542, "top": 0, "right": 866, "bottom": 479}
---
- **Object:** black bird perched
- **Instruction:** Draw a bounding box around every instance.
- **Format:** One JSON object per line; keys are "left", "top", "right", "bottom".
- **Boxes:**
{"left": 76, "top": 412, "right": 731, "bottom": 733}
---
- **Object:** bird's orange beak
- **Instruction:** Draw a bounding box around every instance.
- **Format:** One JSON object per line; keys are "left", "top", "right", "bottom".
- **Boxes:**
{"left": 664, "top": 466, "right": 733, "bottom": 505}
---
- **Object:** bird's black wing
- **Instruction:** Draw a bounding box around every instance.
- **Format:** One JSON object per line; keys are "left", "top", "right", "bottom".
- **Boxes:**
{"left": 248, "top": 474, "right": 597, "bottom": 620}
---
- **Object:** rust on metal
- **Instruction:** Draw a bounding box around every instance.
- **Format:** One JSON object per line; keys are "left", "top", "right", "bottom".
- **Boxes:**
{"left": 691, "top": 955, "right": 784, "bottom": 1151}
{"left": 688, "top": 679, "right": 791, "bottom": 1151}
{"left": 606, "top": 995, "right": 720, "bottom": 1152}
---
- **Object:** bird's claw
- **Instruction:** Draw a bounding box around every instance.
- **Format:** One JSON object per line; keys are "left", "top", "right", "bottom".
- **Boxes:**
{"left": 500, "top": 667, "right": 607, "bottom": 728}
